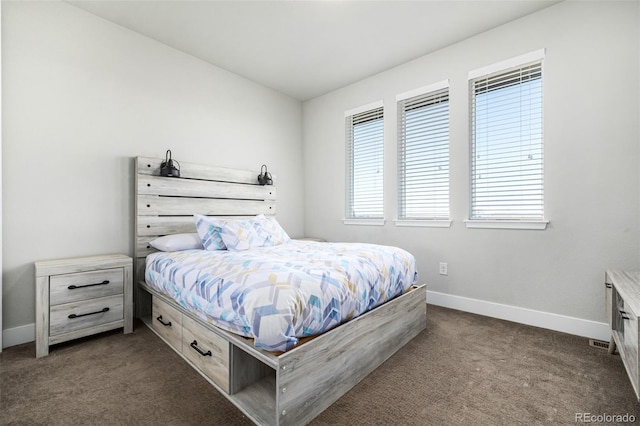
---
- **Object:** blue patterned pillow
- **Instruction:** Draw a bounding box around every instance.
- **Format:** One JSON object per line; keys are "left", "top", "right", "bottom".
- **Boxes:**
{"left": 253, "top": 214, "right": 291, "bottom": 246}
{"left": 194, "top": 214, "right": 226, "bottom": 251}
{"left": 217, "top": 219, "right": 262, "bottom": 251}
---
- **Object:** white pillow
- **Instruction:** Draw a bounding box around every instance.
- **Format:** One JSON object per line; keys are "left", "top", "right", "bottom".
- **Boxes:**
{"left": 149, "top": 233, "right": 204, "bottom": 252}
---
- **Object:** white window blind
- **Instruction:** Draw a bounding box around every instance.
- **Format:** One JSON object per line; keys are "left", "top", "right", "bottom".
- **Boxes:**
{"left": 398, "top": 86, "right": 449, "bottom": 220}
{"left": 345, "top": 105, "right": 384, "bottom": 219}
{"left": 470, "top": 61, "right": 543, "bottom": 221}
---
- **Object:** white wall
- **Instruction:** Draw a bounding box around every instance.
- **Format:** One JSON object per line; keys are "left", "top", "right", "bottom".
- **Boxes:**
{"left": 2, "top": 1, "right": 303, "bottom": 340}
{"left": 0, "top": 1, "right": 3, "bottom": 351}
{"left": 302, "top": 1, "right": 640, "bottom": 329}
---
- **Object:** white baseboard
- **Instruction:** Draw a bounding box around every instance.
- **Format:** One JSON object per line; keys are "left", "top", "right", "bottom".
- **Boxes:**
{"left": 1, "top": 292, "right": 611, "bottom": 350}
{"left": 427, "top": 290, "right": 611, "bottom": 342}
{"left": 2, "top": 323, "right": 34, "bottom": 350}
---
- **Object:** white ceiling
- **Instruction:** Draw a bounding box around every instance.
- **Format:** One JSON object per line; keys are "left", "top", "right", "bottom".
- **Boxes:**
{"left": 68, "top": 0, "right": 560, "bottom": 101}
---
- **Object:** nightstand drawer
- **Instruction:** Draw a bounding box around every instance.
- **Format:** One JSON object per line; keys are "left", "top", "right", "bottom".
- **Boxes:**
{"left": 152, "top": 297, "right": 183, "bottom": 352}
{"left": 50, "top": 268, "right": 124, "bottom": 305}
{"left": 50, "top": 294, "right": 124, "bottom": 336}
{"left": 183, "top": 315, "right": 230, "bottom": 393}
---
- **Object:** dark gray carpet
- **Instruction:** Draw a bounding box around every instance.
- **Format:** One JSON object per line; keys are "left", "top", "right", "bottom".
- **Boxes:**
{"left": 2, "top": 305, "right": 639, "bottom": 425}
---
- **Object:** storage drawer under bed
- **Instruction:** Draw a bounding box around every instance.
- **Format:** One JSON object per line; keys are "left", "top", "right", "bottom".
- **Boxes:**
{"left": 151, "top": 297, "right": 183, "bottom": 352}
{"left": 150, "top": 296, "right": 231, "bottom": 392}
{"left": 182, "top": 315, "right": 230, "bottom": 393}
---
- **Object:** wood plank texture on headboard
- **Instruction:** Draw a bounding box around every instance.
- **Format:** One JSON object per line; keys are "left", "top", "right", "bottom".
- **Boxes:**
{"left": 134, "top": 156, "right": 277, "bottom": 283}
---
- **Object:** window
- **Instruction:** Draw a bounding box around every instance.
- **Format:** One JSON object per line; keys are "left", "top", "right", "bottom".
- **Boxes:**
{"left": 345, "top": 102, "right": 384, "bottom": 222}
{"left": 468, "top": 50, "right": 546, "bottom": 229}
{"left": 397, "top": 82, "right": 450, "bottom": 225}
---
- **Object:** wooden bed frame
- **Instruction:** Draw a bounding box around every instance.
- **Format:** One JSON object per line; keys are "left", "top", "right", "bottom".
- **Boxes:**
{"left": 134, "top": 156, "right": 427, "bottom": 425}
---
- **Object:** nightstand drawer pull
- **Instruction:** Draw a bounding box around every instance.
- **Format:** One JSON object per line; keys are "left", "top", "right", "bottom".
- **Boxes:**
{"left": 156, "top": 315, "right": 172, "bottom": 327}
{"left": 68, "top": 307, "right": 110, "bottom": 319}
{"left": 68, "top": 280, "right": 110, "bottom": 290}
{"left": 620, "top": 310, "right": 631, "bottom": 320}
{"left": 190, "top": 340, "right": 212, "bottom": 357}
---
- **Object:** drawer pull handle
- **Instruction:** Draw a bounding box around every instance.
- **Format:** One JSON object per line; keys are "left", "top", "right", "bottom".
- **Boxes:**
{"left": 620, "top": 310, "right": 631, "bottom": 320}
{"left": 156, "top": 315, "right": 171, "bottom": 327}
{"left": 68, "top": 307, "right": 110, "bottom": 319}
{"left": 68, "top": 280, "right": 110, "bottom": 290}
{"left": 605, "top": 283, "right": 612, "bottom": 289}
{"left": 190, "top": 340, "right": 212, "bottom": 357}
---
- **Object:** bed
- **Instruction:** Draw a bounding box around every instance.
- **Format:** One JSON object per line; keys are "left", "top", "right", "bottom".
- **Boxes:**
{"left": 134, "top": 156, "right": 427, "bottom": 425}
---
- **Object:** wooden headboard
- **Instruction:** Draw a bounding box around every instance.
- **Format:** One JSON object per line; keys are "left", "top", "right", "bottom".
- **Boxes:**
{"left": 134, "top": 156, "right": 276, "bottom": 288}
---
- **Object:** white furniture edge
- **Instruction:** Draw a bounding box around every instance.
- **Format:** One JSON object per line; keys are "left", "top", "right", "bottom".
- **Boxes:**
{"left": 427, "top": 290, "right": 610, "bottom": 342}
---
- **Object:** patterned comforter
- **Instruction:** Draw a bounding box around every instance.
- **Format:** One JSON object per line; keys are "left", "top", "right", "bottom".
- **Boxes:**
{"left": 145, "top": 240, "right": 418, "bottom": 351}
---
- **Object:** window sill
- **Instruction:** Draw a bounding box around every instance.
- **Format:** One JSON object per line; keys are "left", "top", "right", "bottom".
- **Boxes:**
{"left": 464, "top": 220, "right": 549, "bottom": 230}
{"left": 394, "top": 219, "right": 451, "bottom": 228}
{"left": 342, "top": 218, "right": 386, "bottom": 226}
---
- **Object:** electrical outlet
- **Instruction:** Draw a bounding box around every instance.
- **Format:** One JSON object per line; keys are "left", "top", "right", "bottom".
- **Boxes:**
{"left": 439, "top": 262, "right": 448, "bottom": 276}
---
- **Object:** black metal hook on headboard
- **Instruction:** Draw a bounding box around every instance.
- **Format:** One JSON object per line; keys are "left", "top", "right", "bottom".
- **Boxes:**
{"left": 160, "top": 150, "right": 180, "bottom": 178}
{"left": 257, "top": 164, "right": 273, "bottom": 185}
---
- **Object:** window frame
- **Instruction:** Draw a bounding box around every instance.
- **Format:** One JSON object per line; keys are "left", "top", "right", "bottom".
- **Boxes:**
{"left": 344, "top": 101, "right": 385, "bottom": 225}
{"left": 466, "top": 49, "right": 548, "bottom": 230}
{"left": 395, "top": 80, "right": 451, "bottom": 228}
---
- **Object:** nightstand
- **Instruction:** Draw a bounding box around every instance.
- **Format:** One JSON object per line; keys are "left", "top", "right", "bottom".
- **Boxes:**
{"left": 35, "top": 254, "right": 133, "bottom": 358}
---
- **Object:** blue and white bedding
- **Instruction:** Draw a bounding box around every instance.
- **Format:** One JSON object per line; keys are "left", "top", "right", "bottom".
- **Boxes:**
{"left": 145, "top": 240, "right": 418, "bottom": 351}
